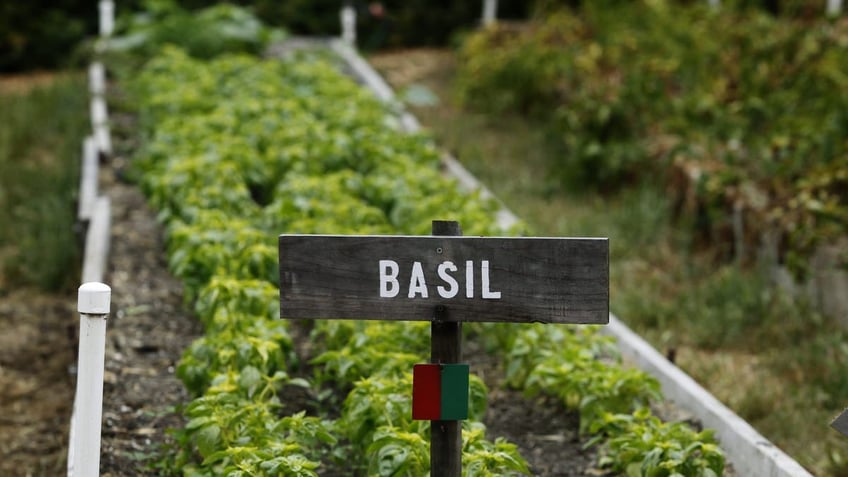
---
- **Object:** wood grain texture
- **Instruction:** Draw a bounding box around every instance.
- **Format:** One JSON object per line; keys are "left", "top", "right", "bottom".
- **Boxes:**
{"left": 279, "top": 234, "right": 608, "bottom": 324}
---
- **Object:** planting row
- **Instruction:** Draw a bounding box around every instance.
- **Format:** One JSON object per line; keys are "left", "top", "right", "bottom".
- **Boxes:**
{"left": 122, "top": 17, "right": 724, "bottom": 477}
{"left": 130, "top": 46, "right": 526, "bottom": 475}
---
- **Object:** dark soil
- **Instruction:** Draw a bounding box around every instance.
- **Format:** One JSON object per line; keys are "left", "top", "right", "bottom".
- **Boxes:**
{"left": 467, "top": 339, "right": 599, "bottom": 476}
{"left": 98, "top": 161, "right": 204, "bottom": 476}
{"left": 0, "top": 288, "right": 76, "bottom": 475}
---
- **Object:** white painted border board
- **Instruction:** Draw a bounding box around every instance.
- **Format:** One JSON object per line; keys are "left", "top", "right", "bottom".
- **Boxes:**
{"left": 606, "top": 314, "right": 813, "bottom": 477}
{"left": 78, "top": 137, "right": 99, "bottom": 221}
{"left": 81, "top": 196, "right": 111, "bottom": 285}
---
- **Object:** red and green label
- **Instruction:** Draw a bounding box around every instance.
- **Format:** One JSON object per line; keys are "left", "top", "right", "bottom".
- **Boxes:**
{"left": 412, "top": 363, "right": 469, "bottom": 421}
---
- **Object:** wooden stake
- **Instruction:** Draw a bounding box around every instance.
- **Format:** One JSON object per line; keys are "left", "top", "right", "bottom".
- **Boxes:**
{"left": 430, "top": 220, "right": 462, "bottom": 477}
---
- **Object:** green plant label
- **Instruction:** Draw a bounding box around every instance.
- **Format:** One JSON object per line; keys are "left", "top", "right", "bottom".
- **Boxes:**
{"left": 412, "top": 363, "right": 470, "bottom": 421}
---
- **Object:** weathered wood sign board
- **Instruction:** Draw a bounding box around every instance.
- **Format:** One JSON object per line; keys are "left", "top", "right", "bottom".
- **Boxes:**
{"left": 832, "top": 408, "right": 848, "bottom": 437}
{"left": 279, "top": 234, "right": 608, "bottom": 324}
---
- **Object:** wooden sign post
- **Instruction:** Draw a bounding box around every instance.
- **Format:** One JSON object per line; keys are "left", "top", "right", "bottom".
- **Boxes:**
{"left": 279, "top": 221, "right": 609, "bottom": 476}
{"left": 430, "top": 220, "right": 463, "bottom": 475}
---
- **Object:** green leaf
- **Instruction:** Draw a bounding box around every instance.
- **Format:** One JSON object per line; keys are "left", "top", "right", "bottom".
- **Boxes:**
{"left": 194, "top": 424, "right": 221, "bottom": 458}
{"left": 238, "top": 365, "right": 262, "bottom": 398}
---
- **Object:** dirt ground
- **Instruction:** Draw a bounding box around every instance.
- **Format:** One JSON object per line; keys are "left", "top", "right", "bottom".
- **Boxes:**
{"left": 0, "top": 72, "right": 60, "bottom": 94}
{"left": 96, "top": 158, "right": 204, "bottom": 476}
{"left": 0, "top": 288, "right": 76, "bottom": 475}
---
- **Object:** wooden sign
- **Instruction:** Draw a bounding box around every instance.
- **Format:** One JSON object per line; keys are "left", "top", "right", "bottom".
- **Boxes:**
{"left": 832, "top": 408, "right": 848, "bottom": 437}
{"left": 279, "top": 234, "right": 608, "bottom": 324}
{"left": 279, "top": 222, "right": 610, "bottom": 477}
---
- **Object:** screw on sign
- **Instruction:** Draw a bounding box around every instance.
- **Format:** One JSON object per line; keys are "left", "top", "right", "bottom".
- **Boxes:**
{"left": 278, "top": 220, "right": 609, "bottom": 476}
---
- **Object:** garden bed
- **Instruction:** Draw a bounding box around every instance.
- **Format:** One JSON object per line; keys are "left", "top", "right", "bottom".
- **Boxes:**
{"left": 87, "top": 37, "right": 726, "bottom": 475}
{"left": 94, "top": 144, "right": 600, "bottom": 476}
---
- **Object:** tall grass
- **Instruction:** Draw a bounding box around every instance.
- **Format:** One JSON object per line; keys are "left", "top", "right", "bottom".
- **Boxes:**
{"left": 0, "top": 74, "right": 87, "bottom": 291}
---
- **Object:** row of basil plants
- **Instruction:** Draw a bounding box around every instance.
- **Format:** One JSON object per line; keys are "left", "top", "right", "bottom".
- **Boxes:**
{"left": 128, "top": 45, "right": 724, "bottom": 476}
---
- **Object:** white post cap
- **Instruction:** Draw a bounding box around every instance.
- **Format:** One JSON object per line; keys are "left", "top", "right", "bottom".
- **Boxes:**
{"left": 78, "top": 282, "right": 112, "bottom": 314}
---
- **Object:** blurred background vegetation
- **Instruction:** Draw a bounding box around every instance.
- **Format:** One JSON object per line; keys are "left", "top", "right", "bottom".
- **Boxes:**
{"left": 2, "top": 0, "right": 838, "bottom": 71}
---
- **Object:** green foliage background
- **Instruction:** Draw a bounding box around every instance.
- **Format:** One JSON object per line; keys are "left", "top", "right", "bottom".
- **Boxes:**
{"left": 0, "top": 1, "right": 98, "bottom": 71}
{"left": 456, "top": 1, "right": 848, "bottom": 273}
{"left": 3, "top": 0, "right": 837, "bottom": 71}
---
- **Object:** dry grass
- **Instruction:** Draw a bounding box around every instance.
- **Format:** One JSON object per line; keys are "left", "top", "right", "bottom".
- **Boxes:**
{"left": 0, "top": 72, "right": 59, "bottom": 94}
{"left": 0, "top": 72, "right": 86, "bottom": 291}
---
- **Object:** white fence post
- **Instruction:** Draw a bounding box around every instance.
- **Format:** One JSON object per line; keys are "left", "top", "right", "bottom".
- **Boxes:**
{"left": 340, "top": 2, "right": 357, "bottom": 46}
{"left": 88, "top": 63, "right": 106, "bottom": 97}
{"left": 77, "top": 137, "right": 98, "bottom": 221}
{"left": 90, "top": 96, "right": 112, "bottom": 157}
{"left": 98, "top": 0, "right": 114, "bottom": 37}
{"left": 828, "top": 0, "right": 843, "bottom": 16}
{"left": 482, "top": 0, "right": 498, "bottom": 26}
{"left": 90, "top": 97, "right": 107, "bottom": 132}
{"left": 70, "top": 282, "right": 111, "bottom": 477}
